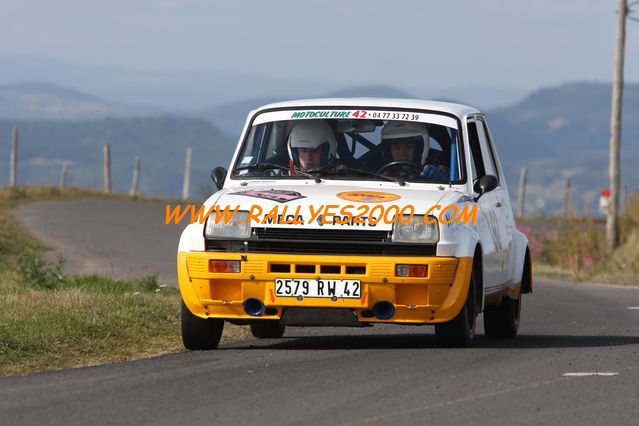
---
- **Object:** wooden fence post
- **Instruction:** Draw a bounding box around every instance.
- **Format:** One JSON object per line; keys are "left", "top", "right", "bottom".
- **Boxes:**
{"left": 182, "top": 147, "right": 192, "bottom": 199}
{"left": 129, "top": 156, "right": 140, "bottom": 196}
{"left": 103, "top": 144, "right": 111, "bottom": 193}
{"left": 59, "top": 162, "right": 69, "bottom": 189}
{"left": 517, "top": 166, "right": 527, "bottom": 218}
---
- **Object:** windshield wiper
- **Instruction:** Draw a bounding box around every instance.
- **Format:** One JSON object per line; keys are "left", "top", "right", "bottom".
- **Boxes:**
{"left": 233, "top": 163, "right": 321, "bottom": 182}
{"left": 322, "top": 167, "right": 406, "bottom": 186}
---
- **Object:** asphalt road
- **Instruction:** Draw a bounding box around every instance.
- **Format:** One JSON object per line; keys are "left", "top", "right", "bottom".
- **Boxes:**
{"left": 3, "top": 200, "right": 639, "bottom": 425}
{"left": 12, "top": 199, "right": 187, "bottom": 286}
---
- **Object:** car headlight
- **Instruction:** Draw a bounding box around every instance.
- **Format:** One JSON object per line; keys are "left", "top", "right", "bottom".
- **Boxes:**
{"left": 392, "top": 215, "right": 439, "bottom": 243}
{"left": 204, "top": 210, "right": 251, "bottom": 239}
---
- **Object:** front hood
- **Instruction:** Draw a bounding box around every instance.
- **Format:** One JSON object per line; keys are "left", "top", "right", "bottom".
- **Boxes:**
{"left": 210, "top": 182, "right": 453, "bottom": 230}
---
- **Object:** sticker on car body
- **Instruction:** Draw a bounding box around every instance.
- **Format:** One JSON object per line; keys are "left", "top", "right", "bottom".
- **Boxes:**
{"left": 336, "top": 191, "right": 401, "bottom": 203}
{"left": 251, "top": 110, "right": 459, "bottom": 129}
{"left": 230, "top": 189, "right": 306, "bottom": 203}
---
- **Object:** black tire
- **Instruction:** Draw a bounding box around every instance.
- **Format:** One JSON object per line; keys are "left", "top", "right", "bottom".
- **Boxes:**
{"left": 250, "top": 321, "right": 286, "bottom": 339}
{"left": 483, "top": 292, "right": 521, "bottom": 339}
{"left": 435, "top": 266, "right": 478, "bottom": 348}
{"left": 181, "top": 300, "right": 224, "bottom": 350}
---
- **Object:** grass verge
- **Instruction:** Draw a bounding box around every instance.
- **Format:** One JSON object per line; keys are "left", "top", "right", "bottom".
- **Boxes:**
{"left": 517, "top": 191, "right": 639, "bottom": 285}
{"left": 0, "top": 188, "right": 247, "bottom": 376}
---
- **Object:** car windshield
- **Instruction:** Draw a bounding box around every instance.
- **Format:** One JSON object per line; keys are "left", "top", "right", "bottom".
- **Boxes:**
{"left": 231, "top": 108, "right": 463, "bottom": 184}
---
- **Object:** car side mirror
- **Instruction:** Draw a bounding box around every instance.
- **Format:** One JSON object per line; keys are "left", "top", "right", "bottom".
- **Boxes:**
{"left": 210, "top": 166, "right": 227, "bottom": 191}
{"left": 473, "top": 174, "right": 498, "bottom": 201}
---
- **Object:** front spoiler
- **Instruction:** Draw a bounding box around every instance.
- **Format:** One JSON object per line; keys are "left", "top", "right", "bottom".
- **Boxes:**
{"left": 178, "top": 251, "right": 473, "bottom": 324}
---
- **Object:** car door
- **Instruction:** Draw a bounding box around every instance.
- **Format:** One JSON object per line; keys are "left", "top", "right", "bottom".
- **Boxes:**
{"left": 478, "top": 116, "right": 516, "bottom": 285}
{"left": 466, "top": 117, "right": 502, "bottom": 289}
{"left": 476, "top": 117, "right": 513, "bottom": 286}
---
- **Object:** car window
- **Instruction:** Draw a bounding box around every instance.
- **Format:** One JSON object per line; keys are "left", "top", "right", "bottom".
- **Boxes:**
{"left": 475, "top": 118, "right": 499, "bottom": 183}
{"left": 467, "top": 120, "right": 485, "bottom": 182}
{"left": 261, "top": 121, "right": 288, "bottom": 161}
{"left": 237, "top": 125, "right": 264, "bottom": 166}
{"left": 347, "top": 126, "right": 382, "bottom": 159}
{"left": 231, "top": 110, "right": 464, "bottom": 184}
{"left": 477, "top": 117, "right": 501, "bottom": 182}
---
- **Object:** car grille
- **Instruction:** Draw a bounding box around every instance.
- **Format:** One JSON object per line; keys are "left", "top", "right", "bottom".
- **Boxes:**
{"left": 205, "top": 227, "right": 436, "bottom": 256}
{"left": 254, "top": 227, "right": 390, "bottom": 242}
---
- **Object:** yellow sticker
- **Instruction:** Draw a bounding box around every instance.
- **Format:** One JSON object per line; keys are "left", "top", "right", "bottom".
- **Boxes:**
{"left": 336, "top": 191, "right": 401, "bottom": 203}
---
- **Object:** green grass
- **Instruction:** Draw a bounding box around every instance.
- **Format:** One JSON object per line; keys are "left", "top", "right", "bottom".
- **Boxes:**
{"left": 0, "top": 276, "right": 183, "bottom": 376}
{"left": 0, "top": 189, "right": 246, "bottom": 376}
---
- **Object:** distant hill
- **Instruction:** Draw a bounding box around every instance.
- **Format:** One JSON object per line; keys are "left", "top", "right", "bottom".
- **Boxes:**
{"left": 489, "top": 82, "right": 639, "bottom": 215}
{"left": 424, "top": 86, "right": 527, "bottom": 111}
{"left": 0, "top": 55, "right": 337, "bottom": 109}
{"left": 0, "top": 55, "right": 525, "bottom": 110}
{"left": 490, "top": 82, "right": 639, "bottom": 155}
{"left": 0, "top": 82, "right": 161, "bottom": 120}
{"left": 0, "top": 83, "right": 417, "bottom": 138}
{"left": 0, "top": 116, "right": 235, "bottom": 198}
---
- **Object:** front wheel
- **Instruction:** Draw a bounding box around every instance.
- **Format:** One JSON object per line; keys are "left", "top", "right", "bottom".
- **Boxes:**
{"left": 181, "top": 301, "right": 224, "bottom": 350}
{"left": 483, "top": 292, "right": 521, "bottom": 339}
{"left": 435, "top": 267, "right": 477, "bottom": 348}
{"left": 250, "top": 320, "right": 286, "bottom": 339}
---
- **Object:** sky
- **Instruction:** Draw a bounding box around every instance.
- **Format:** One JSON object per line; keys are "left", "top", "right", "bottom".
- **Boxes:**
{"left": 3, "top": 0, "right": 639, "bottom": 93}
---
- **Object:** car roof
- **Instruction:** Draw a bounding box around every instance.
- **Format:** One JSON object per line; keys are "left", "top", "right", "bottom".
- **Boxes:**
{"left": 252, "top": 98, "right": 481, "bottom": 118}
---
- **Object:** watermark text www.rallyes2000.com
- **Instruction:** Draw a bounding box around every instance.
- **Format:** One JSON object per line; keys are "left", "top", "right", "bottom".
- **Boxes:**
{"left": 165, "top": 203, "right": 478, "bottom": 226}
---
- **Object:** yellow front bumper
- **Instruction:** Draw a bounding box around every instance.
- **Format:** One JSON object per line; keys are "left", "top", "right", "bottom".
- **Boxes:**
{"left": 178, "top": 251, "right": 473, "bottom": 324}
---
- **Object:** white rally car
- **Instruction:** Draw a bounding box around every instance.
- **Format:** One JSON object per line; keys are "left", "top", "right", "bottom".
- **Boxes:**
{"left": 177, "top": 98, "right": 532, "bottom": 348}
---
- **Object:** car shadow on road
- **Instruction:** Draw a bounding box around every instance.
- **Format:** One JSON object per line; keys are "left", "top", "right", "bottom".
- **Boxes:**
{"left": 224, "top": 333, "right": 639, "bottom": 350}
{"left": 474, "top": 334, "right": 639, "bottom": 349}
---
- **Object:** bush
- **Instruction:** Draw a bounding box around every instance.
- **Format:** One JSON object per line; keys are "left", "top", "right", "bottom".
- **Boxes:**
{"left": 16, "top": 254, "right": 65, "bottom": 290}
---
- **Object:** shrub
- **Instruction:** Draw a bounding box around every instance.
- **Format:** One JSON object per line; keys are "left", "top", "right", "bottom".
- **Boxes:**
{"left": 16, "top": 254, "right": 65, "bottom": 290}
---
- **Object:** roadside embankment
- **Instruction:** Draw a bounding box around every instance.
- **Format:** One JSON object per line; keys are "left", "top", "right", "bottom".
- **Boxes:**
{"left": 0, "top": 187, "right": 247, "bottom": 376}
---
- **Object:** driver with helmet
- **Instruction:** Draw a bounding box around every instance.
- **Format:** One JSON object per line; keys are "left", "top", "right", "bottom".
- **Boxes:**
{"left": 380, "top": 121, "right": 448, "bottom": 181}
{"left": 287, "top": 120, "right": 339, "bottom": 173}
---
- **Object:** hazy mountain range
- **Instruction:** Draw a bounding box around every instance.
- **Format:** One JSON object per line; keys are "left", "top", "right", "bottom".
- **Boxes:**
{"left": 489, "top": 82, "right": 639, "bottom": 215}
{"left": 0, "top": 82, "right": 163, "bottom": 120}
{"left": 0, "top": 55, "right": 526, "bottom": 110}
{"left": 0, "top": 75, "right": 637, "bottom": 215}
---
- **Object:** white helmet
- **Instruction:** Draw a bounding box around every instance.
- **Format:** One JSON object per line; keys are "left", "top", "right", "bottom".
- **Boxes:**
{"left": 287, "top": 120, "right": 337, "bottom": 170}
{"left": 381, "top": 121, "right": 430, "bottom": 163}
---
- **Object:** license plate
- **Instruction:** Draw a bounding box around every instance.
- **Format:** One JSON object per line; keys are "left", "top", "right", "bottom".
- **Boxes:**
{"left": 275, "top": 278, "right": 361, "bottom": 299}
